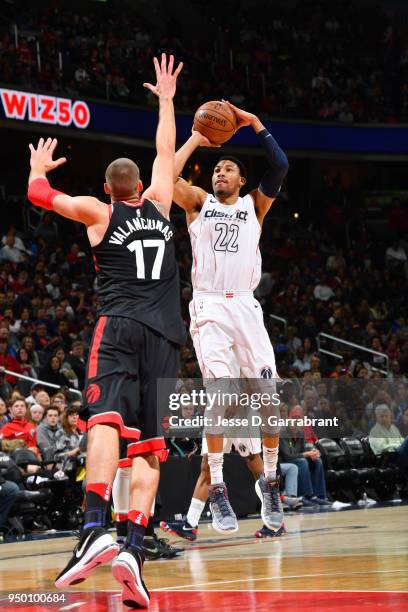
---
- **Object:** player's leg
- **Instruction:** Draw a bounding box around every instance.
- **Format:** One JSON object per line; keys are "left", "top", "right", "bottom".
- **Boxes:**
{"left": 112, "top": 454, "right": 131, "bottom": 546}
{"left": 190, "top": 296, "right": 238, "bottom": 532}
{"left": 234, "top": 296, "right": 284, "bottom": 531}
{"left": 55, "top": 317, "right": 138, "bottom": 588}
{"left": 112, "top": 324, "right": 178, "bottom": 608}
{"left": 161, "top": 453, "right": 211, "bottom": 540}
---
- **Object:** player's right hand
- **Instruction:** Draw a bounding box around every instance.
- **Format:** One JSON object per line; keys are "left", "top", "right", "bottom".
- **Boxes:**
{"left": 29, "top": 138, "right": 67, "bottom": 174}
{"left": 191, "top": 130, "right": 221, "bottom": 148}
{"left": 143, "top": 53, "right": 183, "bottom": 100}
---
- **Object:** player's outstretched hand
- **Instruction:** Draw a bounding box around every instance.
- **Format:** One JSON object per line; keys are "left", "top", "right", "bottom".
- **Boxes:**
{"left": 191, "top": 130, "right": 221, "bottom": 148}
{"left": 29, "top": 138, "right": 67, "bottom": 174}
{"left": 222, "top": 100, "right": 256, "bottom": 131}
{"left": 143, "top": 53, "right": 183, "bottom": 100}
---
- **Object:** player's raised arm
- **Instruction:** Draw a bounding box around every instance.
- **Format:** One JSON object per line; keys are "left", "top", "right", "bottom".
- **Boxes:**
{"left": 27, "top": 137, "right": 107, "bottom": 226}
{"left": 225, "top": 101, "right": 289, "bottom": 225}
{"left": 172, "top": 131, "right": 214, "bottom": 214}
{"left": 142, "top": 53, "right": 183, "bottom": 218}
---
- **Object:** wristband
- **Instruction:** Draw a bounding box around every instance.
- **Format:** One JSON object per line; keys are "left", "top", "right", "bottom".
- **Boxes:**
{"left": 27, "top": 177, "right": 65, "bottom": 210}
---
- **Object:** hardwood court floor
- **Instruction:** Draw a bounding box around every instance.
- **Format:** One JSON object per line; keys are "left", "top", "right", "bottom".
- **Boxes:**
{"left": 0, "top": 505, "right": 407, "bottom": 610}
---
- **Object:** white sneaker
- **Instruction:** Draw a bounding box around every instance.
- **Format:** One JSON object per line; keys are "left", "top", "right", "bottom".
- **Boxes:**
{"left": 112, "top": 548, "right": 150, "bottom": 609}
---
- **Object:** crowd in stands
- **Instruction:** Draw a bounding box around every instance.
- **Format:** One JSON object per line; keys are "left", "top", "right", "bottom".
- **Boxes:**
{"left": 0, "top": 0, "right": 407, "bottom": 122}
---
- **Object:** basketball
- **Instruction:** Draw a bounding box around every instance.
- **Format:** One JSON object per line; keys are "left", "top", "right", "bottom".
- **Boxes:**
{"left": 193, "top": 100, "right": 237, "bottom": 144}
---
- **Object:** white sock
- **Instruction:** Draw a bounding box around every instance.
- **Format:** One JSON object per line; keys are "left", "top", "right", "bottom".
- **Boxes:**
{"left": 186, "top": 498, "right": 206, "bottom": 527}
{"left": 208, "top": 452, "right": 224, "bottom": 484}
{"left": 112, "top": 466, "right": 131, "bottom": 515}
{"left": 263, "top": 445, "right": 278, "bottom": 480}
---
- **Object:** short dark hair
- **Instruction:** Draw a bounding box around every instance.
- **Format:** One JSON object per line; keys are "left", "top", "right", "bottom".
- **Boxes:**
{"left": 215, "top": 156, "right": 247, "bottom": 179}
{"left": 44, "top": 405, "right": 59, "bottom": 417}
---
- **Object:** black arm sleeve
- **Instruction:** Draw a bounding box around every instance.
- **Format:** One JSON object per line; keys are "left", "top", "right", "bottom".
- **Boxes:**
{"left": 257, "top": 129, "right": 289, "bottom": 198}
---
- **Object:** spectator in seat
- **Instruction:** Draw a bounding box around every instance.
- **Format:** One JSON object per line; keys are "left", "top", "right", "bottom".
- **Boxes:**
{"left": 0, "top": 397, "right": 39, "bottom": 455}
{"left": 53, "top": 347, "right": 78, "bottom": 389}
{"left": 313, "top": 276, "right": 334, "bottom": 301}
{"left": 369, "top": 405, "right": 408, "bottom": 468}
{"left": 20, "top": 336, "right": 41, "bottom": 372}
{"left": 34, "top": 390, "right": 51, "bottom": 412}
{"left": 16, "top": 347, "right": 38, "bottom": 396}
{"left": 397, "top": 407, "right": 408, "bottom": 437}
{"left": 0, "top": 472, "right": 20, "bottom": 529}
{"left": 33, "top": 213, "right": 58, "bottom": 250}
{"left": 50, "top": 392, "right": 68, "bottom": 415}
{"left": 55, "top": 407, "right": 83, "bottom": 472}
{"left": 25, "top": 381, "right": 45, "bottom": 406}
{"left": 67, "top": 341, "right": 86, "bottom": 390}
{"left": 289, "top": 404, "right": 318, "bottom": 445}
{"left": 0, "top": 371, "right": 12, "bottom": 403}
{"left": 0, "top": 235, "right": 24, "bottom": 263}
{"left": 279, "top": 412, "right": 331, "bottom": 506}
{"left": 0, "top": 397, "right": 9, "bottom": 427}
{"left": 39, "top": 355, "right": 70, "bottom": 389}
{"left": 386, "top": 240, "right": 408, "bottom": 279}
{"left": 0, "top": 338, "right": 22, "bottom": 386}
{"left": 29, "top": 403, "right": 44, "bottom": 426}
{"left": 292, "top": 347, "right": 311, "bottom": 373}
{"left": 36, "top": 405, "right": 62, "bottom": 460}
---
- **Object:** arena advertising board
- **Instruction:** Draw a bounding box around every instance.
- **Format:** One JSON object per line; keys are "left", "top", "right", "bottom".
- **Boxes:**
{"left": 2, "top": 86, "right": 408, "bottom": 153}
{"left": 0, "top": 88, "right": 90, "bottom": 129}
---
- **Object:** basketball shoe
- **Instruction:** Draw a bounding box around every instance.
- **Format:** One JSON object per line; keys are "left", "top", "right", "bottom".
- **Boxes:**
{"left": 255, "top": 525, "right": 286, "bottom": 539}
{"left": 209, "top": 482, "right": 238, "bottom": 533}
{"left": 160, "top": 518, "right": 198, "bottom": 541}
{"left": 112, "top": 547, "right": 150, "bottom": 609}
{"left": 255, "top": 475, "right": 284, "bottom": 532}
{"left": 142, "top": 534, "right": 184, "bottom": 559}
{"left": 55, "top": 527, "right": 119, "bottom": 588}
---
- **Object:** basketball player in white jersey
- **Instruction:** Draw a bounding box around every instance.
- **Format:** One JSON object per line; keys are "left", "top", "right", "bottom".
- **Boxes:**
{"left": 172, "top": 101, "right": 289, "bottom": 532}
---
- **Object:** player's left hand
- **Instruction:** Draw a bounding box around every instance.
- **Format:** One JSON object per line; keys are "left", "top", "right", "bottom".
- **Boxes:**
{"left": 222, "top": 100, "right": 256, "bottom": 130}
{"left": 143, "top": 53, "right": 183, "bottom": 100}
{"left": 29, "top": 138, "right": 67, "bottom": 174}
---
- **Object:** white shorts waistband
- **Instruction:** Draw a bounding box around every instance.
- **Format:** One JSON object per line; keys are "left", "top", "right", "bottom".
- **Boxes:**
{"left": 193, "top": 290, "right": 254, "bottom": 298}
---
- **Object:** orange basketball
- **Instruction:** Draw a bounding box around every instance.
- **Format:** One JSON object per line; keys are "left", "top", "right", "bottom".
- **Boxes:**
{"left": 193, "top": 101, "right": 237, "bottom": 145}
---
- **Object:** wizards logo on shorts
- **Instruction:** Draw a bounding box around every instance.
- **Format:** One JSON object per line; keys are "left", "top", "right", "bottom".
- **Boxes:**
{"left": 260, "top": 367, "right": 273, "bottom": 379}
{"left": 86, "top": 383, "right": 101, "bottom": 404}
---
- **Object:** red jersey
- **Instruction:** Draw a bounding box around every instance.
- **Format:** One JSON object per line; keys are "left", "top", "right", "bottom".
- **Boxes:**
{"left": 0, "top": 418, "right": 37, "bottom": 448}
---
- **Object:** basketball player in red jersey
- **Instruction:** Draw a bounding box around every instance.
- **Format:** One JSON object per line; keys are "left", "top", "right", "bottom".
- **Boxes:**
{"left": 171, "top": 102, "right": 289, "bottom": 534}
{"left": 27, "top": 54, "right": 183, "bottom": 609}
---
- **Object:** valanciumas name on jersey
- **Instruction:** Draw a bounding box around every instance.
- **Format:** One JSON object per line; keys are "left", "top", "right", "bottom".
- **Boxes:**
{"left": 189, "top": 193, "right": 262, "bottom": 292}
{"left": 108, "top": 215, "right": 173, "bottom": 245}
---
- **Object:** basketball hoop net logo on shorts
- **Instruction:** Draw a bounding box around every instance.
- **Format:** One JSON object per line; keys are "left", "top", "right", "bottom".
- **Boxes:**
{"left": 86, "top": 383, "right": 101, "bottom": 404}
{"left": 260, "top": 367, "right": 273, "bottom": 379}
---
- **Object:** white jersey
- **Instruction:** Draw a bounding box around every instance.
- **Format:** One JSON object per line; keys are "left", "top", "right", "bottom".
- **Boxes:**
{"left": 189, "top": 193, "right": 261, "bottom": 292}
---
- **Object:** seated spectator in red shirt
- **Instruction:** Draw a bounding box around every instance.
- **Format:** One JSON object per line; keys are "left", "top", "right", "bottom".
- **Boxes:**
{"left": 289, "top": 405, "right": 318, "bottom": 445}
{"left": 0, "top": 397, "right": 39, "bottom": 455}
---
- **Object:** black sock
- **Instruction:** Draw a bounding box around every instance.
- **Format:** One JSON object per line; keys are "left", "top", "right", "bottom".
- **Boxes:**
{"left": 83, "top": 488, "right": 110, "bottom": 531}
{"left": 126, "top": 510, "right": 148, "bottom": 552}
{"left": 127, "top": 521, "right": 146, "bottom": 552}
{"left": 145, "top": 517, "right": 154, "bottom": 538}
{"left": 115, "top": 520, "right": 128, "bottom": 542}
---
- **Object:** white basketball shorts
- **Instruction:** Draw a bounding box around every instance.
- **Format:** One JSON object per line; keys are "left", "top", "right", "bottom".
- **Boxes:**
{"left": 189, "top": 291, "right": 277, "bottom": 380}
